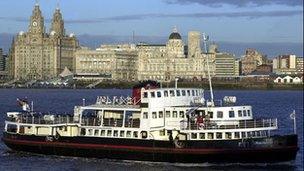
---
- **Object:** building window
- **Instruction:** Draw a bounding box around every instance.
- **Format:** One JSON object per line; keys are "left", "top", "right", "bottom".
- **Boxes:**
{"left": 229, "top": 111, "right": 235, "bottom": 118}
{"left": 217, "top": 111, "right": 223, "bottom": 118}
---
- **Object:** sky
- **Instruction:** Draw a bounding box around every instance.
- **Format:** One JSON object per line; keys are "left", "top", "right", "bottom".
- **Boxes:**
{"left": 0, "top": 0, "right": 303, "bottom": 44}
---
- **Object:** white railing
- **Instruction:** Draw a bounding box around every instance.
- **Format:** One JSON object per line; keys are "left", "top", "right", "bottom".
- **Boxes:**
{"left": 7, "top": 114, "right": 75, "bottom": 125}
{"left": 96, "top": 96, "right": 141, "bottom": 105}
{"left": 180, "top": 118, "right": 277, "bottom": 130}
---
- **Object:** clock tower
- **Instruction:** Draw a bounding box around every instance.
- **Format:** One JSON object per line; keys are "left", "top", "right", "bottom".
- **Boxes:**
{"left": 28, "top": 3, "right": 45, "bottom": 35}
{"left": 50, "top": 6, "right": 65, "bottom": 37}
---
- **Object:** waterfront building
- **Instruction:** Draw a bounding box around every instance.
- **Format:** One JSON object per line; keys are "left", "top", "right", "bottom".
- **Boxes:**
{"left": 272, "top": 55, "right": 301, "bottom": 75}
{"left": 74, "top": 45, "right": 138, "bottom": 81}
{"left": 9, "top": 3, "right": 78, "bottom": 80}
{"left": 296, "top": 57, "right": 303, "bottom": 74}
{"left": 214, "top": 52, "right": 239, "bottom": 77}
{"left": 241, "top": 49, "right": 267, "bottom": 75}
{"left": 137, "top": 29, "right": 214, "bottom": 82}
{"left": 0, "top": 48, "right": 4, "bottom": 71}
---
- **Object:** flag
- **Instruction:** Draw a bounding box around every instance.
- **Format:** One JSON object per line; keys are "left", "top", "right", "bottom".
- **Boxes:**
{"left": 290, "top": 110, "right": 296, "bottom": 119}
{"left": 17, "top": 98, "right": 30, "bottom": 112}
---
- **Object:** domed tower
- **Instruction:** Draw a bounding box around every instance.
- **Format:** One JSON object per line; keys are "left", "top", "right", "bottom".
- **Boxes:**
{"left": 28, "top": 3, "right": 45, "bottom": 35}
{"left": 50, "top": 5, "right": 65, "bottom": 37}
{"left": 166, "top": 27, "right": 185, "bottom": 58}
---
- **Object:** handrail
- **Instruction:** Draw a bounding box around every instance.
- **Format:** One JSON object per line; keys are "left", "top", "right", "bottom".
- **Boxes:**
{"left": 180, "top": 118, "right": 277, "bottom": 131}
{"left": 96, "top": 96, "right": 140, "bottom": 106}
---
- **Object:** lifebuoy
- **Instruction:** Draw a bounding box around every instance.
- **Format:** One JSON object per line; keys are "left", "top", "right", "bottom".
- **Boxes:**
{"left": 174, "top": 138, "right": 185, "bottom": 148}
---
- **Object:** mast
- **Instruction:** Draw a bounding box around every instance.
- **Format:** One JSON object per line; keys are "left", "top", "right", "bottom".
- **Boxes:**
{"left": 202, "top": 33, "right": 214, "bottom": 106}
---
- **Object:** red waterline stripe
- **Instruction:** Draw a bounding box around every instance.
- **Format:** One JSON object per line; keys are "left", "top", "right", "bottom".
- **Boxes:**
{"left": 3, "top": 138, "right": 298, "bottom": 155}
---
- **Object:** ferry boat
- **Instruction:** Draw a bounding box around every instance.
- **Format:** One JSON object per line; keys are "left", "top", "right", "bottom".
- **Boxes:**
{"left": 1, "top": 81, "right": 299, "bottom": 163}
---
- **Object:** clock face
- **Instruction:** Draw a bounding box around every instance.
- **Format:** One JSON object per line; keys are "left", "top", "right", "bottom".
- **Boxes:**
{"left": 32, "top": 21, "right": 38, "bottom": 27}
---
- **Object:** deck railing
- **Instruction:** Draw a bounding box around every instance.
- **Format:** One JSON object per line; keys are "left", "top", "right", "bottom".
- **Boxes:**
{"left": 96, "top": 96, "right": 141, "bottom": 106}
{"left": 180, "top": 118, "right": 277, "bottom": 130}
{"left": 7, "top": 115, "right": 76, "bottom": 125}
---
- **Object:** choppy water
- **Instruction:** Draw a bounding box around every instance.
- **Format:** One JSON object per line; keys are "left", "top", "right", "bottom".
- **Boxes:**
{"left": 0, "top": 89, "right": 303, "bottom": 171}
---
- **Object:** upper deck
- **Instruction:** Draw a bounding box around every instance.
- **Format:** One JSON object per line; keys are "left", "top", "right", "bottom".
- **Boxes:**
{"left": 141, "top": 88, "right": 204, "bottom": 108}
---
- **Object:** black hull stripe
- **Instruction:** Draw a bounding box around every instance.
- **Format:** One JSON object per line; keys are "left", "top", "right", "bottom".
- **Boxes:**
{"left": 2, "top": 138, "right": 298, "bottom": 155}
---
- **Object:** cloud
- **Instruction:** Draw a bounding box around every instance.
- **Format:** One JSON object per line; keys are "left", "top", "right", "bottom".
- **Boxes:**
{"left": 0, "top": 10, "right": 302, "bottom": 24}
{"left": 165, "top": 0, "right": 303, "bottom": 7}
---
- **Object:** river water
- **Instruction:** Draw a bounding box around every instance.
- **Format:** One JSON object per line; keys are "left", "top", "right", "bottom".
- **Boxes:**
{"left": 0, "top": 89, "right": 303, "bottom": 171}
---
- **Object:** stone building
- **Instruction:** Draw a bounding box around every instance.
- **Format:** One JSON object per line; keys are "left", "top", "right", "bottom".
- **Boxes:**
{"left": 137, "top": 28, "right": 215, "bottom": 82}
{"left": 272, "top": 55, "right": 299, "bottom": 75}
{"left": 74, "top": 45, "right": 138, "bottom": 81}
{"left": 9, "top": 3, "right": 78, "bottom": 80}
{"left": 296, "top": 57, "right": 303, "bottom": 74}
{"left": 214, "top": 53, "right": 239, "bottom": 77}
{"left": 241, "top": 48, "right": 267, "bottom": 75}
{"left": 0, "top": 48, "right": 4, "bottom": 71}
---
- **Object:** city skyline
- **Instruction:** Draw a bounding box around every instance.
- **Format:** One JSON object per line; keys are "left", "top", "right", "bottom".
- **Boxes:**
{"left": 0, "top": 0, "right": 303, "bottom": 44}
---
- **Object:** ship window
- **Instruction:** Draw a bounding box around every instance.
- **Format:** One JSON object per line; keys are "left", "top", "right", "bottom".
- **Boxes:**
{"left": 166, "top": 111, "right": 171, "bottom": 118}
{"left": 179, "top": 111, "right": 185, "bottom": 118}
{"left": 126, "top": 131, "right": 131, "bottom": 137}
{"left": 182, "top": 90, "right": 186, "bottom": 96}
{"left": 241, "top": 132, "right": 246, "bottom": 138}
{"left": 208, "top": 111, "right": 213, "bottom": 119}
{"left": 159, "top": 111, "right": 164, "bottom": 118}
{"left": 151, "top": 92, "right": 155, "bottom": 98}
{"left": 94, "top": 129, "right": 99, "bottom": 136}
{"left": 216, "top": 132, "right": 222, "bottom": 139}
{"left": 247, "top": 110, "right": 251, "bottom": 116}
{"left": 100, "top": 130, "right": 105, "bottom": 136}
{"left": 247, "top": 132, "right": 252, "bottom": 138}
{"left": 88, "top": 129, "right": 93, "bottom": 136}
{"left": 152, "top": 112, "right": 157, "bottom": 119}
{"left": 157, "top": 91, "right": 161, "bottom": 98}
{"left": 141, "top": 131, "right": 147, "bottom": 139}
{"left": 80, "top": 128, "right": 86, "bottom": 135}
{"left": 120, "top": 131, "right": 125, "bottom": 137}
{"left": 173, "top": 111, "right": 178, "bottom": 118}
{"left": 225, "top": 132, "right": 232, "bottom": 139}
{"left": 256, "top": 131, "right": 261, "bottom": 137}
{"left": 143, "top": 112, "right": 148, "bottom": 119}
{"left": 217, "top": 111, "right": 223, "bottom": 118}
{"left": 192, "top": 90, "right": 195, "bottom": 96}
{"left": 107, "top": 130, "right": 112, "bottom": 137}
{"left": 133, "top": 131, "right": 138, "bottom": 138}
{"left": 176, "top": 90, "right": 181, "bottom": 96}
{"left": 243, "top": 110, "right": 247, "bottom": 117}
{"left": 199, "top": 133, "right": 205, "bottom": 139}
{"left": 229, "top": 111, "right": 235, "bottom": 118}
{"left": 187, "top": 90, "right": 191, "bottom": 96}
{"left": 114, "top": 130, "right": 118, "bottom": 137}
{"left": 164, "top": 91, "right": 168, "bottom": 97}
{"left": 208, "top": 133, "right": 214, "bottom": 139}
{"left": 195, "top": 90, "right": 198, "bottom": 96}
{"left": 234, "top": 132, "right": 240, "bottom": 139}
{"left": 191, "top": 133, "right": 197, "bottom": 139}
{"left": 160, "top": 129, "right": 165, "bottom": 136}
{"left": 170, "top": 90, "right": 175, "bottom": 97}
{"left": 143, "top": 92, "right": 148, "bottom": 98}
{"left": 238, "top": 110, "right": 242, "bottom": 117}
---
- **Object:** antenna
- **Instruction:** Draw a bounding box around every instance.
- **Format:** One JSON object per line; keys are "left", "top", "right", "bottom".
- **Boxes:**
{"left": 56, "top": 0, "right": 60, "bottom": 10}
{"left": 202, "top": 33, "right": 214, "bottom": 107}
{"left": 132, "top": 31, "right": 135, "bottom": 44}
